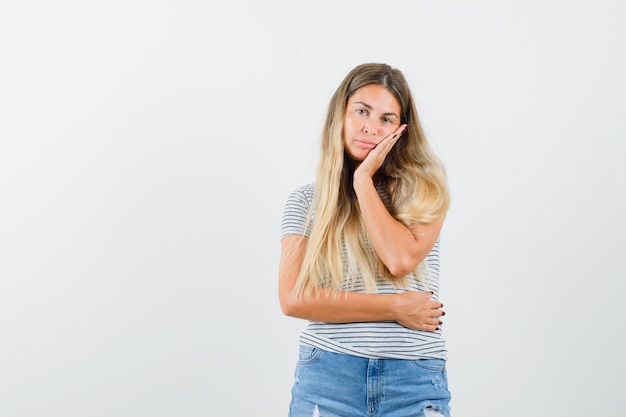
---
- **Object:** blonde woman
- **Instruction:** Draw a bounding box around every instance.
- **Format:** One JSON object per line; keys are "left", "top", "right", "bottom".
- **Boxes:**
{"left": 279, "top": 63, "right": 452, "bottom": 417}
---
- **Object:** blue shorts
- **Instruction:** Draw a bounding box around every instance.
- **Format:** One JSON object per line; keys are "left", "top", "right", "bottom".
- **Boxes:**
{"left": 288, "top": 345, "right": 451, "bottom": 417}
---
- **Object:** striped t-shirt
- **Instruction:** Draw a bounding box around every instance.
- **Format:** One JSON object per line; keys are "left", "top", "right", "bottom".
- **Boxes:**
{"left": 280, "top": 183, "right": 447, "bottom": 360}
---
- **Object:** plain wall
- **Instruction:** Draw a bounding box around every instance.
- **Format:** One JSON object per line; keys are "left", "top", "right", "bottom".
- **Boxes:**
{"left": 1, "top": 1, "right": 625, "bottom": 416}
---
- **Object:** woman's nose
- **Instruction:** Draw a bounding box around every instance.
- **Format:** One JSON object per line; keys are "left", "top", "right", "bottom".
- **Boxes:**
{"left": 363, "top": 120, "right": 378, "bottom": 135}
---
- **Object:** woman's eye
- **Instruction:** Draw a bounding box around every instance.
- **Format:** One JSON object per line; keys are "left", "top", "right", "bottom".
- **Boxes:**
{"left": 383, "top": 117, "right": 393, "bottom": 124}
{"left": 356, "top": 109, "right": 367, "bottom": 116}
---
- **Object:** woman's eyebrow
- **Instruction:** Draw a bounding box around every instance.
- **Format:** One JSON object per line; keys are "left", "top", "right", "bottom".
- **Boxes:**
{"left": 353, "top": 101, "right": 399, "bottom": 119}
{"left": 354, "top": 101, "right": 374, "bottom": 110}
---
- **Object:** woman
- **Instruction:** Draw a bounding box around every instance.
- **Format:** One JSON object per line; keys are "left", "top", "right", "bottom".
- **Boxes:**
{"left": 279, "top": 63, "right": 452, "bottom": 417}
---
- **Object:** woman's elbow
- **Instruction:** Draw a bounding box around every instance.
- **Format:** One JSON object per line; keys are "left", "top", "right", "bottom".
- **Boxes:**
{"left": 388, "top": 264, "right": 415, "bottom": 278}
{"left": 279, "top": 293, "right": 300, "bottom": 318}
{"left": 386, "top": 255, "right": 422, "bottom": 278}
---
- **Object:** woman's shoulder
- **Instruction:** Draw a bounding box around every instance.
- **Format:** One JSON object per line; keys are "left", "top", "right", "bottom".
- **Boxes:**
{"left": 288, "top": 182, "right": 315, "bottom": 199}
{"left": 282, "top": 182, "right": 315, "bottom": 209}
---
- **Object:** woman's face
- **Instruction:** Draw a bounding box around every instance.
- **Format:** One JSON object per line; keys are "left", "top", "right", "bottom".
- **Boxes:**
{"left": 343, "top": 84, "right": 402, "bottom": 162}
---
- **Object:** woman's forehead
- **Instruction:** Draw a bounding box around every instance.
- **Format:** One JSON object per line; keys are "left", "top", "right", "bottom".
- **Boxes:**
{"left": 348, "top": 85, "right": 401, "bottom": 113}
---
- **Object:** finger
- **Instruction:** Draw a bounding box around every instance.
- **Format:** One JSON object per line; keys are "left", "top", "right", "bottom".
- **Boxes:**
{"left": 386, "top": 123, "right": 407, "bottom": 138}
{"left": 374, "top": 136, "right": 399, "bottom": 154}
{"left": 376, "top": 124, "right": 408, "bottom": 150}
{"left": 383, "top": 124, "right": 407, "bottom": 145}
{"left": 430, "top": 307, "right": 445, "bottom": 319}
{"left": 430, "top": 312, "right": 444, "bottom": 322}
{"left": 429, "top": 317, "right": 442, "bottom": 326}
{"left": 426, "top": 299, "right": 441, "bottom": 309}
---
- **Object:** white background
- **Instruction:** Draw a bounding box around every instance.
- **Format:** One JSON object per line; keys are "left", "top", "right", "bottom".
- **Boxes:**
{"left": 1, "top": 1, "right": 625, "bottom": 416}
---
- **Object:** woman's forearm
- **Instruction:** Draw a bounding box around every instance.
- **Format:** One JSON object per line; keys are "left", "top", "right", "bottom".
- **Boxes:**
{"left": 353, "top": 175, "right": 443, "bottom": 277}
{"left": 280, "top": 285, "right": 443, "bottom": 332}
{"left": 281, "top": 287, "right": 398, "bottom": 323}
{"left": 278, "top": 235, "right": 443, "bottom": 331}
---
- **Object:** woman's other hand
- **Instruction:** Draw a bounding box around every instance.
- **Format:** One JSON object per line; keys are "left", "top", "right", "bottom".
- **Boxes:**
{"left": 393, "top": 291, "right": 445, "bottom": 331}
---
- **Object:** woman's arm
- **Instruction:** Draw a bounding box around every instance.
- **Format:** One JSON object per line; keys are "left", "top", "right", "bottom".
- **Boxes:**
{"left": 352, "top": 124, "right": 444, "bottom": 277}
{"left": 353, "top": 175, "right": 444, "bottom": 277}
{"left": 278, "top": 235, "right": 444, "bottom": 331}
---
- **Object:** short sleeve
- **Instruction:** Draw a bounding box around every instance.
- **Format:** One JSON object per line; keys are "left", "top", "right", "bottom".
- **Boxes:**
{"left": 280, "top": 183, "right": 315, "bottom": 238}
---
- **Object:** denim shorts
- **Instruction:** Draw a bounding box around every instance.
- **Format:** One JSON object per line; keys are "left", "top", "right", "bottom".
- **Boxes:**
{"left": 288, "top": 345, "right": 451, "bottom": 417}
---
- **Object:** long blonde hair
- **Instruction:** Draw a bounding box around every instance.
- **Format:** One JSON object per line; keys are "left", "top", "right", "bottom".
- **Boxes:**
{"left": 293, "top": 63, "right": 450, "bottom": 296}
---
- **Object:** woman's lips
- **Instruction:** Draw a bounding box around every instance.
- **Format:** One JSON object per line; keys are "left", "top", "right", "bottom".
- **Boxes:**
{"left": 356, "top": 140, "right": 377, "bottom": 150}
